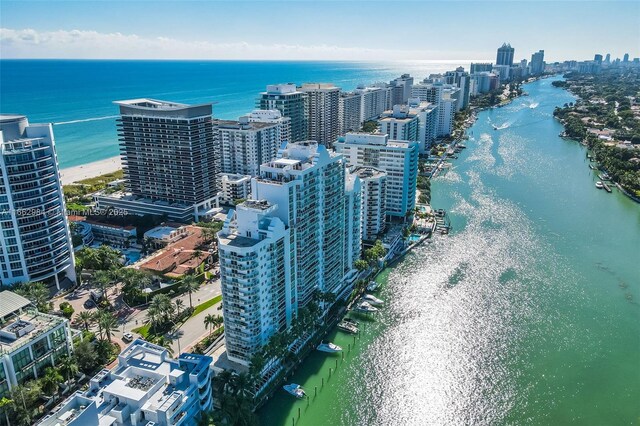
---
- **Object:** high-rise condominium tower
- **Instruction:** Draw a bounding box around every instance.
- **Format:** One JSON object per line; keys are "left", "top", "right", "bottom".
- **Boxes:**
{"left": 218, "top": 141, "right": 362, "bottom": 366}
{"left": 300, "top": 83, "right": 341, "bottom": 148}
{"left": 336, "top": 133, "right": 418, "bottom": 220}
{"left": 496, "top": 43, "right": 515, "bottom": 67}
{"left": 97, "top": 99, "right": 218, "bottom": 221}
{"left": 0, "top": 115, "right": 75, "bottom": 288}
{"left": 257, "top": 84, "right": 307, "bottom": 142}
{"left": 530, "top": 50, "right": 545, "bottom": 75}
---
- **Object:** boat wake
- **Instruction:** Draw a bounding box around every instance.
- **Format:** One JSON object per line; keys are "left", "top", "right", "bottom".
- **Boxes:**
{"left": 53, "top": 115, "right": 118, "bottom": 125}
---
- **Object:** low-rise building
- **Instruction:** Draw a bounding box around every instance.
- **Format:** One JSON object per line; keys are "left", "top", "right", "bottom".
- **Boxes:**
{"left": 83, "top": 220, "right": 137, "bottom": 248}
{"left": 144, "top": 224, "right": 189, "bottom": 250}
{"left": 0, "top": 291, "right": 77, "bottom": 398}
{"left": 38, "top": 339, "right": 213, "bottom": 426}
{"left": 138, "top": 226, "right": 211, "bottom": 278}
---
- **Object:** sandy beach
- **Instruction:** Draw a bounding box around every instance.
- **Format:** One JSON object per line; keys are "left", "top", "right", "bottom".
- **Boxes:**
{"left": 60, "top": 156, "right": 122, "bottom": 185}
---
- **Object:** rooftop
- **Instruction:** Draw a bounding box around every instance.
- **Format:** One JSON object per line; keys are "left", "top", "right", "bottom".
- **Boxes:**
{"left": 0, "top": 307, "right": 66, "bottom": 355}
{"left": 0, "top": 290, "right": 31, "bottom": 319}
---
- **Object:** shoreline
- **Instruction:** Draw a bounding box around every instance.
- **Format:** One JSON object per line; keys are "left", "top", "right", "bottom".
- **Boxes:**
{"left": 60, "top": 156, "right": 122, "bottom": 185}
{"left": 552, "top": 83, "right": 640, "bottom": 204}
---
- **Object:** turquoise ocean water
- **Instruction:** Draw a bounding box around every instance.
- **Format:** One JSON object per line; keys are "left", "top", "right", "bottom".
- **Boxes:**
{"left": 0, "top": 60, "right": 468, "bottom": 169}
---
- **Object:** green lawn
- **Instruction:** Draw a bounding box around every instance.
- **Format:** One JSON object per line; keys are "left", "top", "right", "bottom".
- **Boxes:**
{"left": 191, "top": 295, "right": 222, "bottom": 317}
{"left": 131, "top": 323, "right": 151, "bottom": 338}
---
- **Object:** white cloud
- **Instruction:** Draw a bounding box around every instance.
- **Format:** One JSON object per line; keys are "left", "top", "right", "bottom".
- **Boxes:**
{"left": 0, "top": 27, "right": 476, "bottom": 60}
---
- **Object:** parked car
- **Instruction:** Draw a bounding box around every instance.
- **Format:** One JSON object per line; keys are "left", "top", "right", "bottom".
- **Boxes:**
{"left": 83, "top": 299, "right": 96, "bottom": 309}
{"left": 122, "top": 332, "right": 134, "bottom": 343}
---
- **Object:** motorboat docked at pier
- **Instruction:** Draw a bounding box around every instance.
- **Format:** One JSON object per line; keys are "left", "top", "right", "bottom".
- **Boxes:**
{"left": 337, "top": 320, "right": 359, "bottom": 334}
{"left": 366, "top": 281, "right": 379, "bottom": 292}
{"left": 354, "top": 301, "right": 378, "bottom": 313}
{"left": 317, "top": 342, "right": 342, "bottom": 353}
{"left": 595, "top": 181, "right": 604, "bottom": 189}
{"left": 283, "top": 383, "right": 306, "bottom": 399}
{"left": 362, "top": 294, "right": 384, "bottom": 306}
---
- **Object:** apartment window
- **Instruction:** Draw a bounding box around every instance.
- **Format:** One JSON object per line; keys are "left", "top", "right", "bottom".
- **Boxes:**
{"left": 12, "top": 347, "right": 33, "bottom": 370}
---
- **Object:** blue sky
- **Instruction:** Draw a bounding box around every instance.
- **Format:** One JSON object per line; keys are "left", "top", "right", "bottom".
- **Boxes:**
{"left": 1, "top": 1, "right": 638, "bottom": 61}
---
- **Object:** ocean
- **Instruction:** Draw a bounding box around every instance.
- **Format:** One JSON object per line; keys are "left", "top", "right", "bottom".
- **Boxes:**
{"left": 0, "top": 59, "right": 471, "bottom": 169}
{"left": 258, "top": 77, "right": 640, "bottom": 425}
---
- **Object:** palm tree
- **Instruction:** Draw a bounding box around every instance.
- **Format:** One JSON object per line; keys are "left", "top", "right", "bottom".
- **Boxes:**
{"left": 214, "top": 370, "right": 234, "bottom": 396}
{"left": 40, "top": 367, "right": 63, "bottom": 398}
{"left": 204, "top": 314, "right": 216, "bottom": 336}
{"left": 77, "top": 311, "right": 94, "bottom": 332}
{"left": 153, "top": 335, "right": 175, "bottom": 355}
{"left": 93, "top": 270, "right": 114, "bottom": 298}
{"left": 181, "top": 275, "right": 200, "bottom": 309}
{"left": 97, "top": 310, "right": 118, "bottom": 342}
{"left": 174, "top": 299, "right": 184, "bottom": 318}
{"left": 57, "top": 355, "right": 79, "bottom": 385}
{"left": 0, "top": 397, "right": 13, "bottom": 426}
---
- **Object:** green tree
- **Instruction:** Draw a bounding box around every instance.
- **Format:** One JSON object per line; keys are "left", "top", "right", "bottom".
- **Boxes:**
{"left": 40, "top": 367, "right": 63, "bottom": 397}
{"left": 97, "top": 310, "right": 118, "bottom": 342}
{"left": 354, "top": 259, "right": 368, "bottom": 271}
{"left": 57, "top": 355, "right": 79, "bottom": 385}
{"left": 74, "top": 339, "right": 99, "bottom": 374}
{"left": 14, "top": 281, "right": 50, "bottom": 313}
{"left": 77, "top": 311, "right": 95, "bottom": 332}
{"left": 181, "top": 275, "right": 200, "bottom": 309}
{"left": 204, "top": 314, "right": 217, "bottom": 337}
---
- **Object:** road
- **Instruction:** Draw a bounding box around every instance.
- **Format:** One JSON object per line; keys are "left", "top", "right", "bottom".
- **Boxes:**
{"left": 55, "top": 277, "right": 223, "bottom": 355}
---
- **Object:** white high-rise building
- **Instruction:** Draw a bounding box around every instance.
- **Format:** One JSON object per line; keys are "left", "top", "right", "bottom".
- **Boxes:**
{"left": 411, "top": 83, "right": 458, "bottom": 137}
{"left": 336, "top": 133, "right": 418, "bottom": 220}
{"left": 408, "top": 99, "right": 438, "bottom": 154}
{"left": 344, "top": 171, "right": 362, "bottom": 271}
{"left": 356, "top": 86, "right": 388, "bottom": 122}
{"left": 339, "top": 86, "right": 388, "bottom": 135}
{"left": 339, "top": 92, "right": 362, "bottom": 134}
{"left": 0, "top": 115, "right": 76, "bottom": 288}
{"left": 217, "top": 200, "right": 292, "bottom": 365}
{"left": 245, "top": 109, "right": 291, "bottom": 144}
{"left": 353, "top": 167, "right": 387, "bottom": 241}
{"left": 252, "top": 141, "right": 357, "bottom": 305}
{"left": 216, "top": 115, "right": 286, "bottom": 178}
{"left": 300, "top": 83, "right": 341, "bottom": 147}
{"left": 378, "top": 105, "right": 420, "bottom": 142}
{"left": 218, "top": 141, "right": 361, "bottom": 365}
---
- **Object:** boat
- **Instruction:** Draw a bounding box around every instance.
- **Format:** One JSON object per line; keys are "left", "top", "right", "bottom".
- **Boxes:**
{"left": 458, "top": 144, "right": 467, "bottom": 149}
{"left": 435, "top": 209, "right": 446, "bottom": 217}
{"left": 317, "top": 342, "right": 342, "bottom": 353}
{"left": 601, "top": 172, "right": 611, "bottom": 180}
{"left": 343, "top": 318, "right": 359, "bottom": 326}
{"left": 337, "top": 320, "right": 359, "bottom": 334}
{"left": 283, "top": 383, "right": 306, "bottom": 399}
{"left": 595, "top": 181, "right": 604, "bottom": 189}
{"left": 366, "top": 281, "right": 379, "bottom": 292}
{"left": 362, "top": 294, "right": 384, "bottom": 306}
{"left": 354, "top": 301, "right": 378, "bottom": 313}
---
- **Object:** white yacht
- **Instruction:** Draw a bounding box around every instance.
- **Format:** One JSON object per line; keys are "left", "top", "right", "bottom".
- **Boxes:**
{"left": 595, "top": 181, "right": 604, "bottom": 189}
{"left": 283, "top": 383, "right": 306, "bottom": 399}
{"left": 317, "top": 342, "right": 343, "bottom": 353}
{"left": 337, "top": 320, "right": 359, "bottom": 334}
{"left": 355, "top": 301, "right": 378, "bottom": 313}
{"left": 362, "top": 294, "right": 384, "bottom": 306}
{"left": 366, "top": 281, "right": 379, "bottom": 292}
